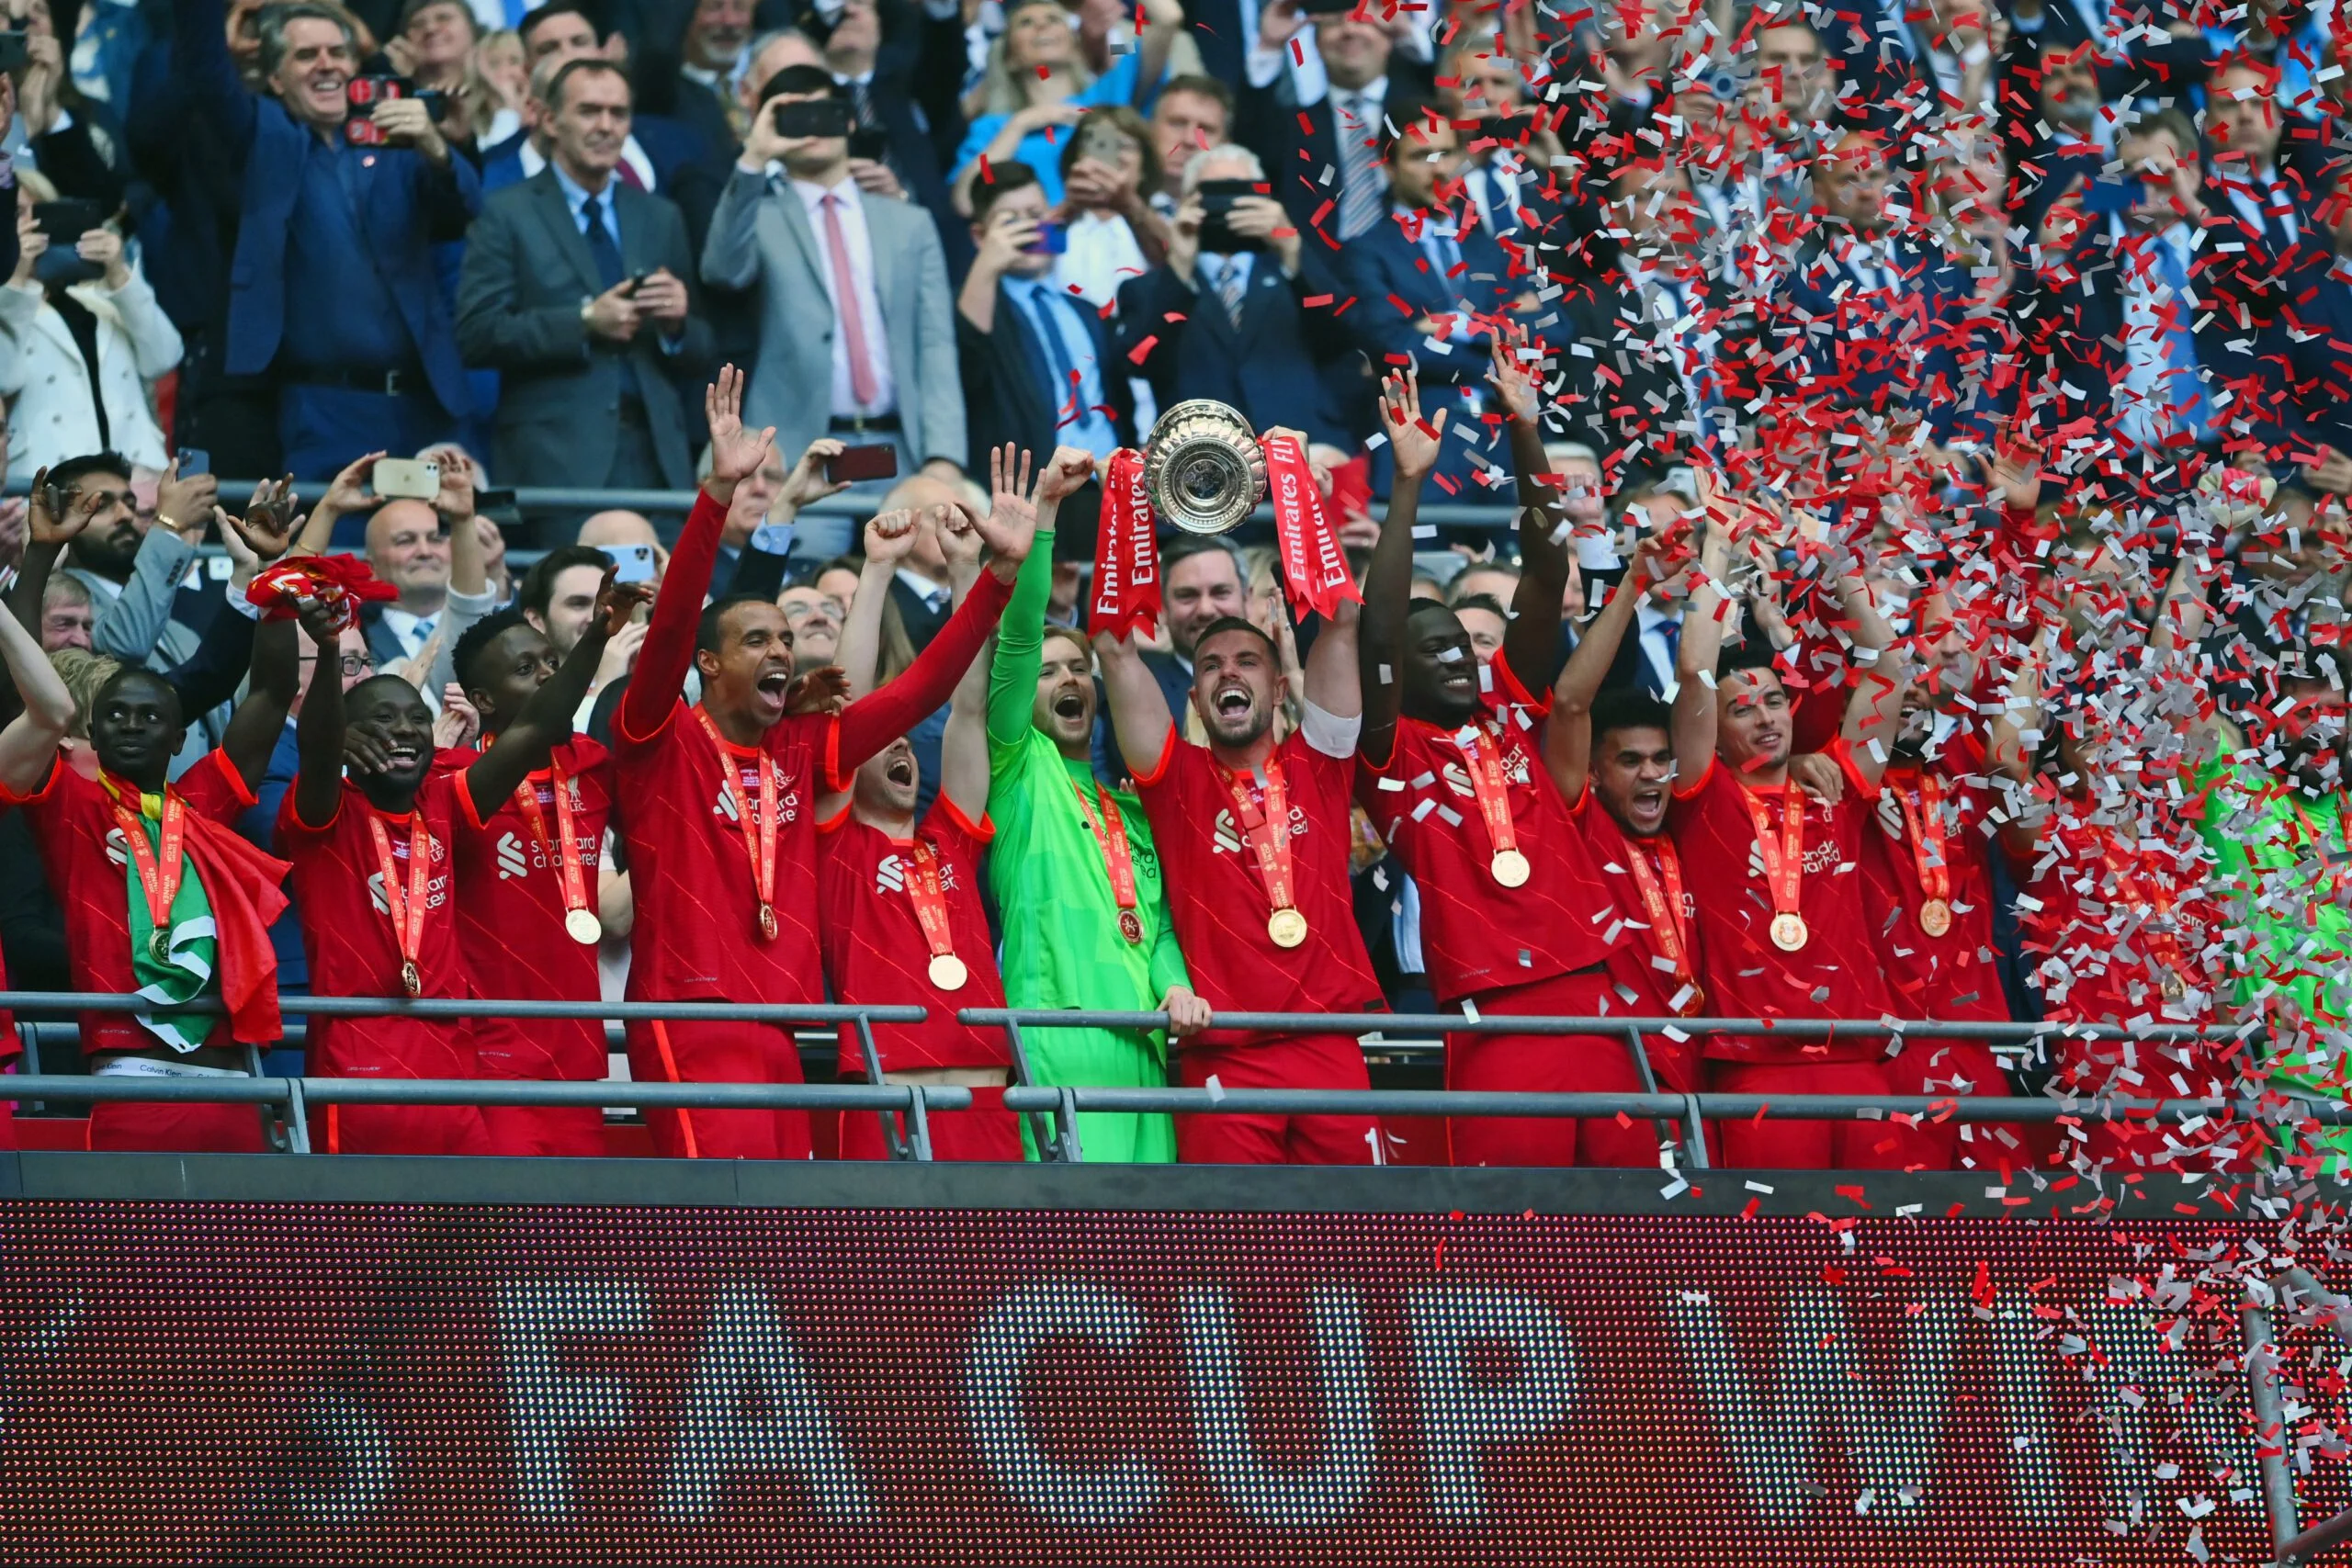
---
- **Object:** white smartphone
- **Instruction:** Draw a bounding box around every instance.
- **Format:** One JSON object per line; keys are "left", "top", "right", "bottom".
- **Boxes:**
{"left": 371, "top": 457, "right": 441, "bottom": 501}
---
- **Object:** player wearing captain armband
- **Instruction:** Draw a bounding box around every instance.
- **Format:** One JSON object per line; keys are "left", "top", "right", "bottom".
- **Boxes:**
{"left": 1355, "top": 357, "right": 1670, "bottom": 1169}
{"left": 0, "top": 479, "right": 305, "bottom": 1153}
{"left": 984, "top": 445, "right": 1207, "bottom": 1164}
{"left": 815, "top": 479, "right": 1038, "bottom": 1163}
{"left": 611, "top": 367, "right": 1023, "bottom": 1161}
{"left": 1665, "top": 467, "right": 1937, "bottom": 1170}
{"left": 1097, "top": 428, "right": 1387, "bottom": 1167}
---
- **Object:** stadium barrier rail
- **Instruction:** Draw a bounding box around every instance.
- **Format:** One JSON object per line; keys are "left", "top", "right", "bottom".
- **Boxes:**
{"left": 2, "top": 992, "right": 2325, "bottom": 1169}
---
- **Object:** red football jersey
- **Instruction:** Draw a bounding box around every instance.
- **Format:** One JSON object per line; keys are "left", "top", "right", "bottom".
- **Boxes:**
{"left": 1356, "top": 655, "right": 1616, "bottom": 1002}
{"left": 613, "top": 703, "right": 837, "bottom": 1004}
{"left": 1135, "top": 728, "right": 1384, "bottom": 1045}
{"left": 1859, "top": 742, "right": 2014, "bottom": 1025}
{"left": 2020, "top": 795, "right": 2219, "bottom": 1027}
{"left": 278, "top": 773, "right": 475, "bottom": 1079}
{"left": 817, "top": 797, "right": 1011, "bottom": 1074}
{"left": 1565, "top": 785, "right": 1705, "bottom": 1090}
{"left": 1668, "top": 743, "right": 1894, "bottom": 1057}
{"left": 451, "top": 738, "right": 614, "bottom": 1081}
{"left": 0, "top": 749, "right": 253, "bottom": 1056}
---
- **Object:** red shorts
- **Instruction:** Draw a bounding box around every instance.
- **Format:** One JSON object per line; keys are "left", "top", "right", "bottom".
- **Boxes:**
{"left": 1174, "top": 1033, "right": 1377, "bottom": 1166}
{"left": 1881, "top": 1037, "right": 2019, "bottom": 1171}
{"left": 88, "top": 1098, "right": 270, "bottom": 1154}
{"left": 836, "top": 1086, "right": 1022, "bottom": 1162}
{"left": 1705, "top": 1059, "right": 1938, "bottom": 1170}
{"left": 481, "top": 1104, "right": 607, "bottom": 1158}
{"left": 321, "top": 1101, "right": 492, "bottom": 1156}
{"left": 624, "top": 1019, "right": 810, "bottom": 1161}
{"left": 1447, "top": 968, "right": 1661, "bottom": 1169}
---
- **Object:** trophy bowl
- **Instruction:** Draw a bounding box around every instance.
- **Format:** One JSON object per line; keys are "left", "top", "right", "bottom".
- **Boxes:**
{"left": 1142, "top": 400, "right": 1267, "bottom": 536}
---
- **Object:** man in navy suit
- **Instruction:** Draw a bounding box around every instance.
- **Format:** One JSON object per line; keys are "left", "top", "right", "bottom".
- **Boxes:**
{"left": 1116, "top": 144, "right": 1351, "bottom": 447}
{"left": 173, "top": 0, "right": 481, "bottom": 479}
{"left": 1232, "top": 0, "right": 1434, "bottom": 246}
{"left": 2257, "top": 170, "right": 2352, "bottom": 495}
{"left": 1335, "top": 100, "right": 1539, "bottom": 499}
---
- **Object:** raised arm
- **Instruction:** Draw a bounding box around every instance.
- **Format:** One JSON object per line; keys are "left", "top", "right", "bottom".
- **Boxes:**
{"left": 990, "top": 446, "right": 1090, "bottom": 750}
{"left": 1489, "top": 326, "right": 1574, "bottom": 688}
{"left": 290, "top": 611, "right": 352, "bottom": 829}
{"left": 1094, "top": 627, "right": 1175, "bottom": 774}
{"left": 836, "top": 508, "right": 922, "bottom": 698}
{"left": 829, "top": 487, "right": 1034, "bottom": 776}
{"left": 1546, "top": 537, "right": 1661, "bottom": 804}
{"left": 6, "top": 467, "right": 87, "bottom": 637}
{"left": 468, "top": 569, "right": 649, "bottom": 807}
{"left": 0, "top": 592, "right": 72, "bottom": 796}
{"left": 937, "top": 473, "right": 1019, "bottom": 824}
{"left": 618, "top": 366, "right": 775, "bottom": 745}
{"left": 1358, "top": 372, "right": 1443, "bottom": 768}
{"left": 1670, "top": 489, "right": 1733, "bottom": 785}
{"left": 1834, "top": 572, "right": 1904, "bottom": 788}
{"left": 287, "top": 453, "right": 383, "bottom": 559}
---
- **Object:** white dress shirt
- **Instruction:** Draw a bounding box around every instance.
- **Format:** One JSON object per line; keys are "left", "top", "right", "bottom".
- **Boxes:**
{"left": 517, "top": 135, "right": 660, "bottom": 197}
{"left": 2115, "top": 217, "right": 2199, "bottom": 450}
{"left": 379, "top": 604, "right": 440, "bottom": 660}
{"left": 1050, "top": 209, "right": 1149, "bottom": 308}
{"left": 791, "top": 175, "right": 899, "bottom": 419}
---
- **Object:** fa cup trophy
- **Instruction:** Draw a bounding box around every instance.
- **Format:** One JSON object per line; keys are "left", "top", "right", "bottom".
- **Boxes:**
{"left": 1140, "top": 400, "right": 1267, "bottom": 536}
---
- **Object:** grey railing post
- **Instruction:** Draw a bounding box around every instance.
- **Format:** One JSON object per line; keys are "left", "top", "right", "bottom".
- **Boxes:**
{"left": 1679, "top": 1092, "right": 1711, "bottom": 1168}
{"left": 901, "top": 1085, "right": 934, "bottom": 1162}
{"left": 2244, "top": 1285, "right": 2300, "bottom": 1558}
{"left": 853, "top": 1013, "right": 910, "bottom": 1161}
{"left": 999, "top": 1014, "right": 1070, "bottom": 1162}
{"left": 282, "top": 1078, "right": 312, "bottom": 1154}
{"left": 1618, "top": 1024, "right": 1686, "bottom": 1157}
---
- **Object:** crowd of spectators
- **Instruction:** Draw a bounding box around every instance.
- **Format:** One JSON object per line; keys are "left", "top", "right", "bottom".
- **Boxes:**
{"left": 0, "top": 0, "right": 2347, "bottom": 1179}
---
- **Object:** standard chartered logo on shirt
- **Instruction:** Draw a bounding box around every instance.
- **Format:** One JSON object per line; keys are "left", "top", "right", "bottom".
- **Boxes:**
{"left": 496, "top": 832, "right": 529, "bottom": 881}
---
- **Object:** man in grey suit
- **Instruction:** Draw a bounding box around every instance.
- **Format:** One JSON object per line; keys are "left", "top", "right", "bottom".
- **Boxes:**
{"left": 456, "top": 59, "right": 712, "bottom": 494}
{"left": 700, "top": 63, "right": 965, "bottom": 557}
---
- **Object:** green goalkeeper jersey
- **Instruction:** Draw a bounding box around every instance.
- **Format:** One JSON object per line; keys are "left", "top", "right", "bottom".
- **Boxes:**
{"left": 985, "top": 531, "right": 1185, "bottom": 1162}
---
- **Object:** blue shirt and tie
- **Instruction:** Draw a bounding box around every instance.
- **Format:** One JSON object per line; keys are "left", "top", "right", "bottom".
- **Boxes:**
{"left": 1009, "top": 275, "right": 1117, "bottom": 458}
{"left": 552, "top": 163, "right": 686, "bottom": 389}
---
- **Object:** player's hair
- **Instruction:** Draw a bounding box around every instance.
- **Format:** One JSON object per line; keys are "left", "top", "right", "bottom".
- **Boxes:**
{"left": 1591, "top": 686, "right": 1672, "bottom": 748}
{"left": 519, "top": 545, "right": 612, "bottom": 622}
{"left": 1191, "top": 615, "right": 1278, "bottom": 660}
{"left": 346, "top": 672, "right": 430, "bottom": 714}
{"left": 452, "top": 607, "right": 537, "bottom": 694}
{"left": 1381, "top": 97, "right": 1450, "bottom": 162}
{"left": 697, "top": 592, "right": 778, "bottom": 654}
{"left": 1449, "top": 592, "right": 1510, "bottom": 622}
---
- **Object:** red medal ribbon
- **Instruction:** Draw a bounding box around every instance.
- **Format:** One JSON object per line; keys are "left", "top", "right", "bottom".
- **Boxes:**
{"left": 113, "top": 789, "right": 187, "bottom": 956}
{"left": 510, "top": 758, "right": 593, "bottom": 927}
{"left": 1739, "top": 784, "right": 1806, "bottom": 927}
{"left": 1621, "top": 836, "right": 1701, "bottom": 1010}
{"left": 902, "top": 838, "right": 960, "bottom": 964}
{"left": 694, "top": 706, "right": 782, "bottom": 941}
{"left": 1088, "top": 447, "right": 1159, "bottom": 639}
{"left": 1072, "top": 780, "right": 1144, "bottom": 942}
{"left": 1891, "top": 767, "right": 1951, "bottom": 904}
{"left": 1218, "top": 751, "right": 1300, "bottom": 926}
{"left": 1263, "top": 432, "right": 1358, "bottom": 621}
{"left": 1458, "top": 720, "right": 1521, "bottom": 860}
{"left": 364, "top": 809, "right": 432, "bottom": 995}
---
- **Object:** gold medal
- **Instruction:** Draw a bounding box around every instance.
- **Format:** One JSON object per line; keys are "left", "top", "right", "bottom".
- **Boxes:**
{"left": 1769, "top": 910, "right": 1810, "bottom": 953}
{"left": 2160, "top": 969, "right": 2187, "bottom": 1001}
{"left": 757, "top": 902, "right": 778, "bottom": 942}
{"left": 401, "top": 960, "right": 423, "bottom": 998}
{"left": 148, "top": 928, "right": 171, "bottom": 964}
{"left": 928, "top": 953, "right": 969, "bottom": 991}
{"left": 564, "top": 908, "right": 602, "bottom": 945}
{"left": 1490, "top": 848, "right": 1531, "bottom": 887}
{"left": 1681, "top": 984, "right": 1706, "bottom": 1018}
{"left": 1267, "top": 908, "right": 1309, "bottom": 948}
{"left": 1917, "top": 897, "right": 1952, "bottom": 938}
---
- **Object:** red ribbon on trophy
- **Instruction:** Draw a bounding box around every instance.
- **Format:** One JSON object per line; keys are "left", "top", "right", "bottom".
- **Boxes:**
{"left": 1088, "top": 446, "right": 1159, "bottom": 640}
{"left": 1263, "top": 431, "right": 1358, "bottom": 621}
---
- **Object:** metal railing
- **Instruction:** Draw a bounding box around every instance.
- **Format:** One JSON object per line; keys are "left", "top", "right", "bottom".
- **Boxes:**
{"left": 0, "top": 477, "right": 1523, "bottom": 533}
{"left": 3, "top": 991, "right": 2321, "bottom": 1169}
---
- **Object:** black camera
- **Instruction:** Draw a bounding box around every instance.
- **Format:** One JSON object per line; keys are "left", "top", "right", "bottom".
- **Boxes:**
{"left": 1194, "top": 177, "right": 1267, "bottom": 254}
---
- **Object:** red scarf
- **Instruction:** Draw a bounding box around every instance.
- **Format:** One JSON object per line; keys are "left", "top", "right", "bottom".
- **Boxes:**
{"left": 181, "top": 813, "right": 291, "bottom": 1044}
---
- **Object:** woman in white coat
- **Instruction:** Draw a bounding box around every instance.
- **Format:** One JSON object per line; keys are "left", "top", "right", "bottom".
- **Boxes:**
{"left": 0, "top": 183, "right": 184, "bottom": 473}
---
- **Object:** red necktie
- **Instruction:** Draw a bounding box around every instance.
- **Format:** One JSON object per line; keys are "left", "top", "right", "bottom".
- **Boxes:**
{"left": 822, "top": 192, "right": 881, "bottom": 409}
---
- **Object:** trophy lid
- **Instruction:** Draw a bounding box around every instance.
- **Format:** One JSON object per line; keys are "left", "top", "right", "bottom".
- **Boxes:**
{"left": 1143, "top": 400, "right": 1268, "bottom": 536}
